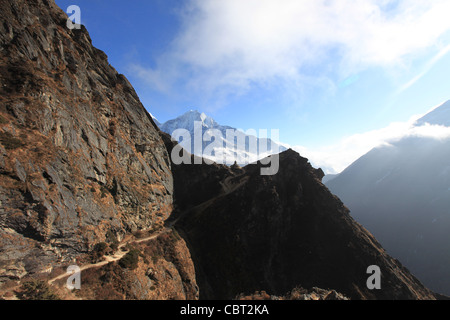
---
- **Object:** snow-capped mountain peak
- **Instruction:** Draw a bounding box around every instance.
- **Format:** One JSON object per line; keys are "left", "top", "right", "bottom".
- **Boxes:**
{"left": 161, "top": 110, "right": 220, "bottom": 133}
{"left": 157, "top": 110, "right": 286, "bottom": 166}
{"left": 150, "top": 112, "right": 161, "bottom": 127}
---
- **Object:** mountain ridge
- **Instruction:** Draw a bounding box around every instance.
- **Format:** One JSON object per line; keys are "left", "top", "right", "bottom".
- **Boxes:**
{"left": 163, "top": 133, "right": 437, "bottom": 299}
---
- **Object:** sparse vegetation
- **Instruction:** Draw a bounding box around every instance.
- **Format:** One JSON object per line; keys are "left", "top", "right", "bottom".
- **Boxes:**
{"left": 134, "top": 230, "right": 146, "bottom": 239}
{"left": 119, "top": 248, "right": 140, "bottom": 269}
{"left": 16, "top": 280, "right": 60, "bottom": 300}
{"left": 0, "top": 115, "right": 7, "bottom": 124}
{"left": 105, "top": 230, "right": 119, "bottom": 254}
{"left": 95, "top": 283, "right": 123, "bottom": 300}
{"left": 76, "top": 263, "right": 125, "bottom": 300}
{"left": 91, "top": 242, "right": 109, "bottom": 261}
{"left": 106, "top": 230, "right": 117, "bottom": 243}
{"left": 94, "top": 242, "right": 108, "bottom": 253}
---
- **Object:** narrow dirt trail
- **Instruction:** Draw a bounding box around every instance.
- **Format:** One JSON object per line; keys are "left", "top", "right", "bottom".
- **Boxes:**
{"left": 45, "top": 228, "right": 171, "bottom": 286}
{"left": 0, "top": 228, "right": 172, "bottom": 300}
{"left": 2, "top": 173, "right": 250, "bottom": 298}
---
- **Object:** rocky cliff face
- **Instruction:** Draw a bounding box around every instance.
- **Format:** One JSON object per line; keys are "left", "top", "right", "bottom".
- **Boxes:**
{"left": 165, "top": 136, "right": 437, "bottom": 300}
{"left": 0, "top": 0, "right": 174, "bottom": 284}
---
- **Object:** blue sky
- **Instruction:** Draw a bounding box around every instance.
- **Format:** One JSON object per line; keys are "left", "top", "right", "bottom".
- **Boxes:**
{"left": 55, "top": 0, "right": 450, "bottom": 173}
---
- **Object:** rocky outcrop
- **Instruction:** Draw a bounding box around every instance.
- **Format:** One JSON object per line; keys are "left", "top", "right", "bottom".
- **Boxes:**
{"left": 237, "top": 287, "right": 350, "bottom": 300}
{"left": 0, "top": 0, "right": 173, "bottom": 284}
{"left": 167, "top": 139, "right": 437, "bottom": 300}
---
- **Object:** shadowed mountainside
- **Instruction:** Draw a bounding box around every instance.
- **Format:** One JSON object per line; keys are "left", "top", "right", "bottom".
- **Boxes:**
{"left": 326, "top": 135, "right": 450, "bottom": 296}
{"left": 164, "top": 135, "right": 437, "bottom": 300}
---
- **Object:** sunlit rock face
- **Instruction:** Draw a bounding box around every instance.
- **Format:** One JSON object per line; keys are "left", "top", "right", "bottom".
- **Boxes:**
{"left": 0, "top": 0, "right": 173, "bottom": 283}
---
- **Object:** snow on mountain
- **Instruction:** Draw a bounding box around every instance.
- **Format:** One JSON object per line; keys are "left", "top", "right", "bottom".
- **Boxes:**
{"left": 158, "top": 110, "right": 287, "bottom": 165}
{"left": 161, "top": 110, "right": 220, "bottom": 134}
{"left": 150, "top": 112, "right": 161, "bottom": 127}
{"left": 415, "top": 100, "right": 450, "bottom": 127}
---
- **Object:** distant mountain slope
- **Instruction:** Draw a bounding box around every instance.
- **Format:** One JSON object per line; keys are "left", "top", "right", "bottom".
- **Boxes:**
{"left": 326, "top": 100, "right": 450, "bottom": 295}
{"left": 415, "top": 100, "right": 450, "bottom": 127}
{"left": 158, "top": 110, "right": 287, "bottom": 165}
{"left": 322, "top": 173, "right": 339, "bottom": 184}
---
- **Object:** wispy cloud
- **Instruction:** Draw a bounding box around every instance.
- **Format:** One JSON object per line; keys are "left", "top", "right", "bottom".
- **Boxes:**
{"left": 292, "top": 112, "right": 450, "bottom": 174}
{"left": 132, "top": 0, "right": 450, "bottom": 101}
{"left": 129, "top": 63, "right": 173, "bottom": 94}
{"left": 398, "top": 43, "right": 450, "bottom": 93}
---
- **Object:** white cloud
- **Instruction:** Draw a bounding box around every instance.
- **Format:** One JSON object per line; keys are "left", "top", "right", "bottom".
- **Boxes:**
{"left": 398, "top": 43, "right": 450, "bottom": 93}
{"left": 292, "top": 114, "right": 450, "bottom": 174}
{"left": 136, "top": 0, "right": 450, "bottom": 97}
{"left": 129, "top": 64, "right": 168, "bottom": 93}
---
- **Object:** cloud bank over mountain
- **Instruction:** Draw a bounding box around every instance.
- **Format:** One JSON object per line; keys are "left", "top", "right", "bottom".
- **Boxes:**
{"left": 293, "top": 100, "right": 450, "bottom": 174}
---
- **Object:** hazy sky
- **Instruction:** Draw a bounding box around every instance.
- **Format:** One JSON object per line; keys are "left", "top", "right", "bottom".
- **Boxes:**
{"left": 56, "top": 0, "right": 450, "bottom": 173}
